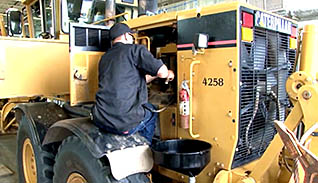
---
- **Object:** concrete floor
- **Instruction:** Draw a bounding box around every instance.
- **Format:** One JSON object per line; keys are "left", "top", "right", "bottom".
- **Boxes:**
{"left": 0, "top": 134, "right": 18, "bottom": 183}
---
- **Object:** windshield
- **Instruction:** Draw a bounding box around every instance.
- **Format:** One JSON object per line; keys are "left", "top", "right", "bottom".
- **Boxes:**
{"left": 61, "top": 0, "right": 106, "bottom": 33}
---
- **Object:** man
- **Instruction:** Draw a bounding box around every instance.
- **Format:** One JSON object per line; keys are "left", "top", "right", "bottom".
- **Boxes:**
{"left": 92, "top": 23, "right": 174, "bottom": 143}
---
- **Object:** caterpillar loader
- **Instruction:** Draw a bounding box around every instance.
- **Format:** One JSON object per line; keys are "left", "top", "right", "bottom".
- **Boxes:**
{"left": 1, "top": 0, "right": 318, "bottom": 182}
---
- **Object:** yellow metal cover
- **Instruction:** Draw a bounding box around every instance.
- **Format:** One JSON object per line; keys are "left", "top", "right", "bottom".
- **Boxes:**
{"left": 0, "top": 38, "right": 70, "bottom": 99}
{"left": 70, "top": 52, "right": 103, "bottom": 106}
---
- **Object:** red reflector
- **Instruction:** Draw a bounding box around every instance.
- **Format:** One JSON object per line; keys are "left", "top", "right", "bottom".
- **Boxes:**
{"left": 242, "top": 12, "right": 253, "bottom": 28}
{"left": 291, "top": 26, "right": 297, "bottom": 38}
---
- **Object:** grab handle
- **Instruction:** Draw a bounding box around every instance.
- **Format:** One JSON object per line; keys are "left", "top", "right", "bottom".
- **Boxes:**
{"left": 189, "top": 60, "right": 200, "bottom": 138}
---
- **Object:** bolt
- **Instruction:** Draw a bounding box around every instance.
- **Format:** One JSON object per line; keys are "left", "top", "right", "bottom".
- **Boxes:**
{"left": 228, "top": 60, "right": 233, "bottom": 67}
{"left": 207, "top": 172, "right": 212, "bottom": 176}
{"left": 227, "top": 111, "right": 232, "bottom": 117}
{"left": 302, "top": 90, "right": 312, "bottom": 100}
{"left": 213, "top": 137, "right": 218, "bottom": 141}
{"left": 181, "top": 175, "right": 185, "bottom": 179}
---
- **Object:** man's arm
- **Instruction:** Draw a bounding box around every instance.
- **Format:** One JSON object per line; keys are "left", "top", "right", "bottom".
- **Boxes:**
{"left": 145, "top": 65, "right": 175, "bottom": 83}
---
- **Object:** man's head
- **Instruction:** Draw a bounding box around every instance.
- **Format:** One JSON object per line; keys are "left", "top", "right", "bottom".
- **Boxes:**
{"left": 110, "top": 23, "right": 135, "bottom": 44}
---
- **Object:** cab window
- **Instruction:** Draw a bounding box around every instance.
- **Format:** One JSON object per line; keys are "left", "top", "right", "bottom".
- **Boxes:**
{"left": 44, "top": 0, "right": 53, "bottom": 35}
{"left": 30, "top": 0, "right": 54, "bottom": 38}
{"left": 61, "top": 0, "right": 109, "bottom": 33}
{"left": 31, "top": 1, "right": 42, "bottom": 37}
{"left": 22, "top": 7, "right": 30, "bottom": 37}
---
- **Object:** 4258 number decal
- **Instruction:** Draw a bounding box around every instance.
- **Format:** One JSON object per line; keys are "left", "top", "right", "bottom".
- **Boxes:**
{"left": 202, "top": 78, "right": 224, "bottom": 86}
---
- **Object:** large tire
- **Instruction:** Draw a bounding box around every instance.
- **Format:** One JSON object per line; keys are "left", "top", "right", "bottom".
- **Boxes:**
{"left": 17, "top": 115, "right": 55, "bottom": 183}
{"left": 53, "top": 136, "right": 150, "bottom": 183}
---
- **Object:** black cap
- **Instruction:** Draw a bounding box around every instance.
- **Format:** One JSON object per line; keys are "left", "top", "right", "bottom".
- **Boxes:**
{"left": 109, "top": 23, "right": 136, "bottom": 40}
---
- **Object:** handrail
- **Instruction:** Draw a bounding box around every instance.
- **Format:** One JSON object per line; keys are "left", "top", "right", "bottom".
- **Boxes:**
{"left": 189, "top": 60, "right": 200, "bottom": 138}
{"left": 137, "top": 36, "right": 150, "bottom": 51}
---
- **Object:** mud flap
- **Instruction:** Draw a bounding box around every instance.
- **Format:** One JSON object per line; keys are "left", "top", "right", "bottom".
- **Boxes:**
{"left": 106, "top": 145, "right": 153, "bottom": 180}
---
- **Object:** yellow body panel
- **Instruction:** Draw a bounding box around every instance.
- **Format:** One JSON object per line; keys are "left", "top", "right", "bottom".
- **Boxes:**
{"left": 177, "top": 48, "right": 239, "bottom": 170}
{"left": 159, "top": 106, "right": 178, "bottom": 140}
{"left": 0, "top": 37, "right": 70, "bottom": 98}
{"left": 70, "top": 51, "right": 103, "bottom": 105}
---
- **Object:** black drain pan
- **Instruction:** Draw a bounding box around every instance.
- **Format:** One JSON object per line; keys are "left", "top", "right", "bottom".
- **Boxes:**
{"left": 151, "top": 139, "right": 211, "bottom": 177}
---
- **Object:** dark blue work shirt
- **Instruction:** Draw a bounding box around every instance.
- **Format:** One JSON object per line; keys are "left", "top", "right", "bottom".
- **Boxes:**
{"left": 92, "top": 42, "right": 163, "bottom": 132}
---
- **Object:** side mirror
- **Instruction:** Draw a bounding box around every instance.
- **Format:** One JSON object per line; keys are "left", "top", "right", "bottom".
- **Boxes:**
{"left": 7, "top": 10, "right": 22, "bottom": 35}
{"left": 193, "top": 33, "right": 209, "bottom": 49}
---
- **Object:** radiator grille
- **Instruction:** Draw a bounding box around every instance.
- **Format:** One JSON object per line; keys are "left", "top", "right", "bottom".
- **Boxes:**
{"left": 232, "top": 27, "right": 296, "bottom": 168}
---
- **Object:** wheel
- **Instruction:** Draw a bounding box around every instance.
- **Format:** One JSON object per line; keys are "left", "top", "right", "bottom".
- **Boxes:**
{"left": 53, "top": 136, "right": 150, "bottom": 183}
{"left": 17, "top": 115, "right": 55, "bottom": 183}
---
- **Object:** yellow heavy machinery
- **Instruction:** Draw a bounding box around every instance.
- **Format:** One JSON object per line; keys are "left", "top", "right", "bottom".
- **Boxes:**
{"left": 1, "top": 0, "right": 318, "bottom": 182}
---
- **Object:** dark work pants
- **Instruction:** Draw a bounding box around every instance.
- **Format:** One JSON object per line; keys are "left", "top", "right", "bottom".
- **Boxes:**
{"left": 94, "top": 103, "right": 158, "bottom": 144}
{"left": 126, "top": 103, "right": 158, "bottom": 144}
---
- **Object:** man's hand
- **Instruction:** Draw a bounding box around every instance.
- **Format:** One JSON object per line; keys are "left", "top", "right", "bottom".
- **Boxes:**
{"left": 157, "top": 65, "right": 174, "bottom": 78}
{"left": 157, "top": 65, "right": 175, "bottom": 84}
{"left": 165, "top": 70, "right": 175, "bottom": 84}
